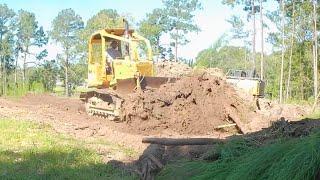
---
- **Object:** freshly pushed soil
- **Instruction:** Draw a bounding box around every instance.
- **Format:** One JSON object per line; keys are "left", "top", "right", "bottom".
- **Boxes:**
{"left": 155, "top": 61, "right": 192, "bottom": 78}
{"left": 0, "top": 84, "right": 314, "bottom": 177}
{"left": 0, "top": 91, "right": 234, "bottom": 152}
{"left": 121, "top": 73, "right": 259, "bottom": 135}
{"left": 0, "top": 74, "right": 310, "bottom": 151}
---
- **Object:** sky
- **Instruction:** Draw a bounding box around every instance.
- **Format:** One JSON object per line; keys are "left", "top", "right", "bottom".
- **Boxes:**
{"left": 1, "top": 0, "right": 236, "bottom": 60}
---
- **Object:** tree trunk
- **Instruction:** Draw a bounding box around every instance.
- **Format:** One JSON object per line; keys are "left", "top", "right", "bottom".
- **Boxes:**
{"left": 175, "top": 29, "right": 178, "bottom": 62}
{"left": 15, "top": 54, "right": 18, "bottom": 84}
{"left": 299, "top": 47, "right": 303, "bottom": 100}
{"left": 285, "top": 1, "right": 295, "bottom": 101}
{"left": 14, "top": 52, "right": 19, "bottom": 96}
{"left": 260, "top": 0, "right": 264, "bottom": 80}
{"left": 0, "top": 34, "right": 2, "bottom": 95}
{"left": 279, "top": 0, "right": 285, "bottom": 103}
{"left": 0, "top": 58, "right": 2, "bottom": 95}
{"left": 313, "top": 0, "right": 318, "bottom": 101}
{"left": 3, "top": 57, "right": 6, "bottom": 95}
{"left": 244, "top": 48, "right": 247, "bottom": 62}
{"left": 65, "top": 51, "right": 69, "bottom": 96}
{"left": 0, "top": 57, "right": 4, "bottom": 96}
{"left": 252, "top": 0, "right": 256, "bottom": 70}
{"left": 23, "top": 51, "right": 27, "bottom": 89}
{"left": 156, "top": 37, "right": 160, "bottom": 62}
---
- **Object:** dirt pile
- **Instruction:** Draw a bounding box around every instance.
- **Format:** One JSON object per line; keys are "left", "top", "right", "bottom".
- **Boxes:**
{"left": 192, "top": 67, "right": 225, "bottom": 79}
{"left": 155, "top": 61, "right": 192, "bottom": 78}
{"left": 258, "top": 98, "right": 309, "bottom": 121}
{"left": 121, "top": 73, "right": 259, "bottom": 135}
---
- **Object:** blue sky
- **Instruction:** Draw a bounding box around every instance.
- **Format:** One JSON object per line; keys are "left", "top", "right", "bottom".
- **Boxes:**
{"left": 2, "top": 0, "right": 234, "bottom": 59}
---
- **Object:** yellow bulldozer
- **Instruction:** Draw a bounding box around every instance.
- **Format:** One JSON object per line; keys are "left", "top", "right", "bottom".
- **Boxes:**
{"left": 80, "top": 20, "right": 175, "bottom": 120}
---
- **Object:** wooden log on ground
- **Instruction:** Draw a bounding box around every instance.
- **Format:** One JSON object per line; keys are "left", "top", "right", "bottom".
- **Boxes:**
{"left": 142, "top": 137, "right": 225, "bottom": 146}
{"left": 214, "top": 123, "right": 237, "bottom": 129}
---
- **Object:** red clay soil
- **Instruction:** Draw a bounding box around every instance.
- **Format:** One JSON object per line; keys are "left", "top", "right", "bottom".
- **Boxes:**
{"left": 121, "top": 73, "right": 259, "bottom": 135}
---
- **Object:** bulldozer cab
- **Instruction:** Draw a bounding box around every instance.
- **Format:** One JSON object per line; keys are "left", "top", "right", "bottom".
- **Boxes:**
{"left": 87, "top": 27, "right": 154, "bottom": 88}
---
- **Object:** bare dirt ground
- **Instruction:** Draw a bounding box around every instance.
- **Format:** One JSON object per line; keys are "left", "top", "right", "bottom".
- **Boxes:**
{"left": 0, "top": 92, "right": 234, "bottom": 154}
{"left": 0, "top": 89, "right": 309, "bottom": 155}
{"left": 0, "top": 87, "right": 312, "bottom": 179}
{"left": 0, "top": 94, "right": 147, "bottom": 155}
{"left": 0, "top": 73, "right": 310, "bottom": 152}
{"left": 0, "top": 61, "right": 315, "bottom": 179}
{"left": 0, "top": 92, "right": 236, "bottom": 175}
{"left": 0, "top": 66, "right": 313, "bottom": 179}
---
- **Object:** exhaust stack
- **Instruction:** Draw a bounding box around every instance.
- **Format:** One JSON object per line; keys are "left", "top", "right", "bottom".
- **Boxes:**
{"left": 123, "top": 19, "right": 129, "bottom": 39}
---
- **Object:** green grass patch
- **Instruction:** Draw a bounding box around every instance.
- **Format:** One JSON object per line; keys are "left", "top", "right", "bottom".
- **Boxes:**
{"left": 53, "top": 86, "right": 94, "bottom": 97}
{"left": 284, "top": 98, "right": 314, "bottom": 106}
{"left": 53, "top": 86, "right": 65, "bottom": 96}
{"left": 157, "top": 133, "right": 320, "bottom": 180}
{"left": 306, "top": 110, "right": 320, "bottom": 119}
{"left": 0, "top": 119, "right": 136, "bottom": 180}
{"left": 4, "top": 82, "right": 46, "bottom": 99}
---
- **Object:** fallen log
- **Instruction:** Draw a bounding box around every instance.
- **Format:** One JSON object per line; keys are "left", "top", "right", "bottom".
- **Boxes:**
{"left": 214, "top": 123, "right": 237, "bottom": 129}
{"left": 142, "top": 137, "right": 225, "bottom": 146}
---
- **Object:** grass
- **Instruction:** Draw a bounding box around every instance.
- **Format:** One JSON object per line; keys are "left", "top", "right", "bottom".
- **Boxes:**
{"left": 2, "top": 84, "right": 92, "bottom": 99}
{"left": 4, "top": 82, "right": 46, "bottom": 99}
{"left": 284, "top": 98, "right": 314, "bottom": 106}
{"left": 306, "top": 110, "right": 320, "bottom": 119}
{"left": 0, "top": 119, "right": 137, "bottom": 180}
{"left": 53, "top": 86, "right": 94, "bottom": 97}
{"left": 157, "top": 132, "right": 320, "bottom": 180}
{"left": 53, "top": 86, "right": 65, "bottom": 96}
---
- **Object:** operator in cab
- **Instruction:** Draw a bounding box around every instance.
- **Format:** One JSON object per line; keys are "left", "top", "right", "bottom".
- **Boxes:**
{"left": 106, "top": 40, "right": 121, "bottom": 74}
{"left": 106, "top": 40, "right": 121, "bottom": 61}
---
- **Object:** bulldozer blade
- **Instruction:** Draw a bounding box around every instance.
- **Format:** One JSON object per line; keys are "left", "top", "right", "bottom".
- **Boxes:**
{"left": 140, "top": 77, "right": 177, "bottom": 89}
{"left": 116, "top": 78, "right": 137, "bottom": 94}
{"left": 116, "top": 77, "right": 178, "bottom": 94}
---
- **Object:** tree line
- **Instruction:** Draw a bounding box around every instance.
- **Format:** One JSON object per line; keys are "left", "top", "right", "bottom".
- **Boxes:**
{"left": 196, "top": 0, "right": 320, "bottom": 102}
{"left": 3, "top": 0, "right": 313, "bottom": 102}
{"left": 0, "top": 0, "right": 201, "bottom": 96}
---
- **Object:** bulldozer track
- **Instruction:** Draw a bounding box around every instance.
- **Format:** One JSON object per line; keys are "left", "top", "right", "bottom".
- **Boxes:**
{"left": 82, "top": 90, "right": 123, "bottom": 121}
{"left": 86, "top": 105, "right": 117, "bottom": 121}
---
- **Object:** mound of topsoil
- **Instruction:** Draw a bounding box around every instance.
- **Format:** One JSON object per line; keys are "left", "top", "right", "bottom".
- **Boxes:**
{"left": 121, "top": 73, "right": 258, "bottom": 135}
{"left": 155, "top": 61, "right": 192, "bottom": 78}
